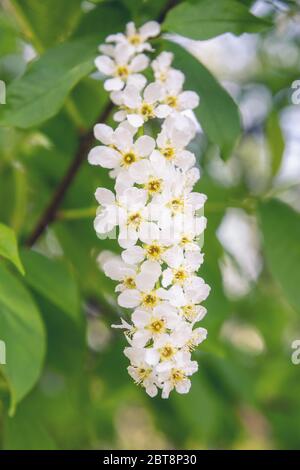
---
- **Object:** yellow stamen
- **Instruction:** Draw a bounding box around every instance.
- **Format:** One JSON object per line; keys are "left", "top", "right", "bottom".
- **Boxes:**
{"left": 122, "top": 151, "right": 137, "bottom": 166}
{"left": 116, "top": 65, "right": 129, "bottom": 78}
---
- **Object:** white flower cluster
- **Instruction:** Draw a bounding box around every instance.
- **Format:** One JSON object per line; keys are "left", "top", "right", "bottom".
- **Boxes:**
{"left": 89, "top": 21, "right": 210, "bottom": 398}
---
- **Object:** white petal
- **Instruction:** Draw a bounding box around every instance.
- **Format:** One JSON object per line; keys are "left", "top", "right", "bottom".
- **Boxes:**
{"left": 144, "top": 82, "right": 162, "bottom": 104}
{"left": 95, "top": 188, "right": 115, "bottom": 206}
{"left": 127, "top": 73, "right": 147, "bottom": 90}
{"left": 95, "top": 55, "right": 115, "bottom": 75}
{"left": 130, "top": 54, "right": 149, "bottom": 72}
{"left": 118, "top": 226, "right": 138, "bottom": 249}
{"left": 176, "top": 378, "right": 191, "bottom": 395}
{"left": 103, "top": 258, "right": 131, "bottom": 281}
{"left": 162, "top": 268, "right": 173, "bottom": 288}
{"left": 145, "top": 383, "right": 158, "bottom": 398}
{"left": 129, "top": 160, "right": 151, "bottom": 184}
{"left": 139, "top": 21, "right": 160, "bottom": 39}
{"left": 127, "top": 114, "right": 144, "bottom": 128}
{"left": 123, "top": 85, "right": 141, "bottom": 108}
{"left": 155, "top": 104, "right": 171, "bottom": 118}
{"left": 179, "top": 91, "right": 199, "bottom": 110}
{"left": 175, "top": 150, "right": 196, "bottom": 170}
{"left": 88, "top": 146, "right": 120, "bottom": 168}
{"left": 114, "top": 43, "right": 132, "bottom": 65}
{"left": 132, "top": 309, "right": 149, "bottom": 328}
{"left": 113, "top": 110, "right": 127, "bottom": 122}
{"left": 135, "top": 264, "right": 161, "bottom": 291}
{"left": 138, "top": 221, "right": 160, "bottom": 244}
{"left": 145, "top": 348, "right": 160, "bottom": 366}
{"left": 94, "top": 208, "right": 116, "bottom": 234}
{"left": 113, "top": 126, "right": 133, "bottom": 152}
{"left": 134, "top": 135, "right": 155, "bottom": 157}
{"left": 162, "top": 245, "right": 183, "bottom": 268}
{"left": 104, "top": 77, "right": 124, "bottom": 91}
{"left": 94, "top": 124, "right": 113, "bottom": 145}
{"left": 122, "top": 246, "right": 145, "bottom": 265}
{"left": 118, "top": 289, "right": 141, "bottom": 308}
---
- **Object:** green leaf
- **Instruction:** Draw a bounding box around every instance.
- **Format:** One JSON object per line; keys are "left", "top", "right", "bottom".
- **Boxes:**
{"left": 163, "top": 0, "right": 271, "bottom": 40}
{"left": 165, "top": 40, "right": 241, "bottom": 159}
{"left": 20, "top": 250, "right": 81, "bottom": 325}
{"left": 259, "top": 199, "right": 300, "bottom": 312}
{"left": 266, "top": 112, "right": 285, "bottom": 177}
{"left": 12, "top": 0, "right": 82, "bottom": 48}
{"left": 0, "top": 223, "right": 24, "bottom": 275}
{"left": 0, "top": 35, "right": 99, "bottom": 129}
{"left": 3, "top": 396, "right": 57, "bottom": 450}
{"left": 0, "top": 264, "right": 45, "bottom": 415}
{"left": 73, "top": 2, "right": 130, "bottom": 38}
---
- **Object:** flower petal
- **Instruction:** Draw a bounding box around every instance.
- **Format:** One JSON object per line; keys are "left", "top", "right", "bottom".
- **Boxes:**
{"left": 118, "top": 289, "right": 141, "bottom": 308}
{"left": 88, "top": 146, "right": 120, "bottom": 168}
{"left": 94, "top": 55, "right": 115, "bottom": 75}
{"left": 134, "top": 135, "right": 155, "bottom": 157}
{"left": 94, "top": 123, "right": 113, "bottom": 145}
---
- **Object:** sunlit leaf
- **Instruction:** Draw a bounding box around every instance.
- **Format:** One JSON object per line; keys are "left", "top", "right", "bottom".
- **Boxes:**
{"left": 0, "top": 264, "right": 45, "bottom": 414}
{"left": 0, "top": 223, "right": 24, "bottom": 275}
{"left": 163, "top": 0, "right": 271, "bottom": 40}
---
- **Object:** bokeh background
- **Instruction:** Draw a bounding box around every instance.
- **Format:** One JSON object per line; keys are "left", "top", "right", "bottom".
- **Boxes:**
{"left": 0, "top": 0, "right": 300, "bottom": 450}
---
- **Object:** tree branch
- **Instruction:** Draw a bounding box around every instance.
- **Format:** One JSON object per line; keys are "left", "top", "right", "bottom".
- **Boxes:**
{"left": 25, "top": 0, "right": 180, "bottom": 247}
{"left": 26, "top": 101, "right": 113, "bottom": 246}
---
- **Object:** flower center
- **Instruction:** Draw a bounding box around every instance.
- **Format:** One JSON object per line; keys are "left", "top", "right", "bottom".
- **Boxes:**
{"left": 162, "top": 146, "right": 175, "bottom": 160}
{"left": 180, "top": 235, "right": 191, "bottom": 246}
{"left": 123, "top": 276, "right": 136, "bottom": 289}
{"left": 165, "top": 95, "right": 178, "bottom": 108}
{"left": 174, "top": 269, "right": 187, "bottom": 284}
{"left": 149, "top": 319, "right": 165, "bottom": 333}
{"left": 159, "top": 72, "right": 167, "bottom": 82}
{"left": 146, "top": 243, "right": 163, "bottom": 260}
{"left": 171, "top": 369, "right": 185, "bottom": 383}
{"left": 129, "top": 34, "right": 141, "bottom": 46}
{"left": 135, "top": 367, "right": 151, "bottom": 385}
{"left": 140, "top": 103, "right": 154, "bottom": 119}
{"left": 122, "top": 151, "right": 137, "bottom": 166}
{"left": 146, "top": 178, "right": 162, "bottom": 194}
{"left": 116, "top": 65, "right": 129, "bottom": 78}
{"left": 182, "top": 304, "right": 196, "bottom": 321}
{"left": 160, "top": 344, "right": 176, "bottom": 360}
{"left": 169, "top": 198, "right": 184, "bottom": 213}
{"left": 127, "top": 212, "right": 142, "bottom": 227}
{"left": 142, "top": 292, "right": 159, "bottom": 308}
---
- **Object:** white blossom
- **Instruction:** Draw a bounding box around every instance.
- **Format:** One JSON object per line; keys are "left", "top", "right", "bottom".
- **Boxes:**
{"left": 106, "top": 21, "right": 160, "bottom": 53}
{"left": 89, "top": 20, "right": 210, "bottom": 398}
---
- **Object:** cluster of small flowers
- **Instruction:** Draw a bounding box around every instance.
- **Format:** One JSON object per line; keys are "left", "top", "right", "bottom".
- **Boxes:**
{"left": 88, "top": 21, "right": 210, "bottom": 398}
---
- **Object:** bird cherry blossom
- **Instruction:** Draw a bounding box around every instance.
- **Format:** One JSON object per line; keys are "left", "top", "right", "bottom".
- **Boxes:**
{"left": 88, "top": 20, "right": 210, "bottom": 399}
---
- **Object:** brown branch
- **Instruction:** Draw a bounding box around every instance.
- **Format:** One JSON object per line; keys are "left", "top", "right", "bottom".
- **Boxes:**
{"left": 26, "top": 101, "right": 113, "bottom": 246}
{"left": 25, "top": 0, "right": 180, "bottom": 247}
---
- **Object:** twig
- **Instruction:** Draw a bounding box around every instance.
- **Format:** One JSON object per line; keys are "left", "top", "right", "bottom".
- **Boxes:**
{"left": 25, "top": 0, "right": 180, "bottom": 247}
{"left": 26, "top": 101, "right": 113, "bottom": 246}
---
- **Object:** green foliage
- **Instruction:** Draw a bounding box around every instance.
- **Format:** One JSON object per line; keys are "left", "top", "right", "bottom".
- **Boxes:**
{"left": 163, "top": 0, "right": 271, "bottom": 39}
{"left": 165, "top": 40, "right": 241, "bottom": 159}
{"left": 0, "top": 36, "right": 98, "bottom": 128}
{"left": 11, "top": 0, "right": 83, "bottom": 48}
{"left": 20, "top": 250, "right": 81, "bottom": 325}
{"left": 0, "top": 264, "right": 45, "bottom": 415}
{"left": 259, "top": 199, "right": 300, "bottom": 313}
{"left": 0, "top": 223, "right": 24, "bottom": 274}
{"left": 266, "top": 112, "right": 285, "bottom": 177}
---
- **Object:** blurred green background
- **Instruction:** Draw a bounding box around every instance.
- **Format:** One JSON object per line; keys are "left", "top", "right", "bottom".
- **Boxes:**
{"left": 0, "top": 0, "right": 300, "bottom": 450}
